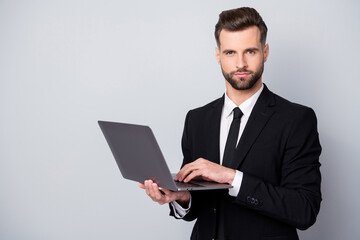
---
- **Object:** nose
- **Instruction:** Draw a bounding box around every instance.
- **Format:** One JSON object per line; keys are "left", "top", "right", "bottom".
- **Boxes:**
{"left": 236, "top": 54, "right": 247, "bottom": 69}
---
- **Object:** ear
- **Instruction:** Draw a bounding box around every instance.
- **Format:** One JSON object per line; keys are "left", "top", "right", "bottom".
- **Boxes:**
{"left": 215, "top": 47, "right": 220, "bottom": 64}
{"left": 263, "top": 43, "right": 269, "bottom": 62}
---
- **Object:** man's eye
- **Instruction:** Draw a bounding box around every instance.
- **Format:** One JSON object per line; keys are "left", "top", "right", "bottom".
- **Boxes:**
{"left": 226, "top": 51, "right": 235, "bottom": 55}
{"left": 247, "top": 50, "right": 255, "bottom": 54}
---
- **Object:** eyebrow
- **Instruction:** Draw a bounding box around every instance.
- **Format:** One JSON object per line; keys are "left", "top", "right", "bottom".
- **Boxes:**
{"left": 222, "top": 49, "right": 235, "bottom": 54}
{"left": 222, "top": 47, "right": 261, "bottom": 54}
{"left": 245, "top": 47, "right": 260, "bottom": 52}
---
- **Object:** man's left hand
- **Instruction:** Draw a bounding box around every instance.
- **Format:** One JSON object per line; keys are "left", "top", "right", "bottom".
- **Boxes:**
{"left": 174, "top": 158, "right": 236, "bottom": 185}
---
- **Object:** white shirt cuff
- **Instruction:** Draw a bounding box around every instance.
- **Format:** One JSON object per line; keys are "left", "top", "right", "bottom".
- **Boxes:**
{"left": 228, "top": 170, "right": 243, "bottom": 197}
{"left": 170, "top": 195, "right": 192, "bottom": 218}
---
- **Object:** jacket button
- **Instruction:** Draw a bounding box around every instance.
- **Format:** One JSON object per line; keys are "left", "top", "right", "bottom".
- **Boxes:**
{"left": 213, "top": 208, "right": 216, "bottom": 213}
{"left": 247, "top": 196, "right": 251, "bottom": 203}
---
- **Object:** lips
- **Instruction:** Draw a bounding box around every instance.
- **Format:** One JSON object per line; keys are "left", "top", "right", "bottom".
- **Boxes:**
{"left": 234, "top": 72, "right": 250, "bottom": 77}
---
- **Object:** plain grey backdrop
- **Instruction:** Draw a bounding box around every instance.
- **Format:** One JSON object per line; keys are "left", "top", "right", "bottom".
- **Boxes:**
{"left": 1, "top": 0, "right": 359, "bottom": 239}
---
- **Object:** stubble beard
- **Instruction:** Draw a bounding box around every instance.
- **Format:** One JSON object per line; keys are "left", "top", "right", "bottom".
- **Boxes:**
{"left": 222, "top": 63, "right": 264, "bottom": 91}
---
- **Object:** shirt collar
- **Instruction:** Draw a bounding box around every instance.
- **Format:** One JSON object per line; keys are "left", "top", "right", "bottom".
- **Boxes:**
{"left": 223, "top": 84, "right": 264, "bottom": 119}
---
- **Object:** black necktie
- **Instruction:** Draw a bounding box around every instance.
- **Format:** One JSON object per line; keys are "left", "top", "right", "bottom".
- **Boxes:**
{"left": 222, "top": 107, "right": 243, "bottom": 168}
{"left": 216, "top": 107, "right": 243, "bottom": 239}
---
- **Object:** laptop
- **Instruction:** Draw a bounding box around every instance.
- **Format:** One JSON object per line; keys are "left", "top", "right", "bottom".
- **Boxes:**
{"left": 98, "top": 120, "right": 232, "bottom": 191}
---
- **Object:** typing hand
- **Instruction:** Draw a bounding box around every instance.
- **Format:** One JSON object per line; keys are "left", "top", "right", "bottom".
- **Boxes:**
{"left": 174, "top": 158, "right": 235, "bottom": 185}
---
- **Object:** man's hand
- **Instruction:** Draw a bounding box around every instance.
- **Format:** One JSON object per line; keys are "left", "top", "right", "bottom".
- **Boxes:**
{"left": 139, "top": 180, "right": 191, "bottom": 207}
{"left": 174, "top": 158, "right": 236, "bottom": 185}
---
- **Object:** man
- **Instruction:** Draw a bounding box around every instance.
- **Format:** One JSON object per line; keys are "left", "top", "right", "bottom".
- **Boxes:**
{"left": 139, "top": 7, "right": 321, "bottom": 240}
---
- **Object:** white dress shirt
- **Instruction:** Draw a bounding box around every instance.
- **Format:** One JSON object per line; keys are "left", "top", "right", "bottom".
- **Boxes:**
{"left": 171, "top": 84, "right": 264, "bottom": 218}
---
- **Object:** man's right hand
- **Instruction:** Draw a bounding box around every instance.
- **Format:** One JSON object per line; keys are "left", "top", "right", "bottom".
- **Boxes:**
{"left": 139, "top": 180, "right": 190, "bottom": 207}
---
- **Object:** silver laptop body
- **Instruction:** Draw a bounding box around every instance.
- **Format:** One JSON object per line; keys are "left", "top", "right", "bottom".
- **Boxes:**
{"left": 98, "top": 121, "right": 232, "bottom": 191}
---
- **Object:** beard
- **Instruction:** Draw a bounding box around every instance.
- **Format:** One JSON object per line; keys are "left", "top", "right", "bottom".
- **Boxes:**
{"left": 221, "top": 62, "right": 264, "bottom": 90}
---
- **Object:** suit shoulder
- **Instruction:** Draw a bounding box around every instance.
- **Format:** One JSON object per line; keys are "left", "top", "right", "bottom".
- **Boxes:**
{"left": 274, "top": 93, "right": 315, "bottom": 113}
{"left": 273, "top": 93, "right": 317, "bottom": 122}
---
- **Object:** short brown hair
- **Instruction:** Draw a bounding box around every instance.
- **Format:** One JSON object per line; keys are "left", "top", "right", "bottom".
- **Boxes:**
{"left": 215, "top": 7, "right": 268, "bottom": 47}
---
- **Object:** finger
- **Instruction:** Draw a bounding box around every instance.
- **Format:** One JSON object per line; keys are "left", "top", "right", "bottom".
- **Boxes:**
{"left": 145, "top": 180, "right": 155, "bottom": 197}
{"left": 146, "top": 180, "right": 156, "bottom": 198}
{"left": 175, "top": 158, "right": 209, "bottom": 181}
{"left": 152, "top": 183, "right": 162, "bottom": 199}
{"left": 144, "top": 180, "right": 151, "bottom": 196}
{"left": 158, "top": 187, "right": 172, "bottom": 195}
{"left": 175, "top": 162, "right": 193, "bottom": 180}
{"left": 183, "top": 169, "right": 202, "bottom": 183}
{"left": 158, "top": 187, "right": 177, "bottom": 202}
{"left": 152, "top": 183, "right": 168, "bottom": 204}
{"left": 177, "top": 163, "right": 199, "bottom": 182}
{"left": 148, "top": 182, "right": 162, "bottom": 201}
{"left": 160, "top": 187, "right": 189, "bottom": 204}
{"left": 163, "top": 189, "right": 176, "bottom": 203}
{"left": 139, "top": 182, "right": 145, "bottom": 189}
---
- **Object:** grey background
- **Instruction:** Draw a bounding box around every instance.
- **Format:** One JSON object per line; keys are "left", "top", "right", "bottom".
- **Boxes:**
{"left": 1, "top": 0, "right": 359, "bottom": 239}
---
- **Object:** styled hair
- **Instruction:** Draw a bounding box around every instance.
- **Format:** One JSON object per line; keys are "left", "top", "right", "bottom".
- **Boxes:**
{"left": 215, "top": 7, "right": 268, "bottom": 47}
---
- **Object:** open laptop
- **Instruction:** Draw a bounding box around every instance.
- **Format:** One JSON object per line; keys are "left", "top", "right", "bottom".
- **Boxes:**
{"left": 98, "top": 120, "right": 232, "bottom": 191}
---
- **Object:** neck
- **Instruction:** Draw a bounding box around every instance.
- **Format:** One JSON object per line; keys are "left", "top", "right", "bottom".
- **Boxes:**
{"left": 226, "top": 79, "right": 263, "bottom": 106}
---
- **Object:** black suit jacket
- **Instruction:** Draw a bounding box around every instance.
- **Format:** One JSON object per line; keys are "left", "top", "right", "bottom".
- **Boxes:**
{"left": 170, "top": 85, "right": 322, "bottom": 240}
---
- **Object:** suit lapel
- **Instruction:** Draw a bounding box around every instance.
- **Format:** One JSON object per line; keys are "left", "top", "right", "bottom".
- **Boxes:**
{"left": 230, "top": 85, "right": 276, "bottom": 169}
{"left": 204, "top": 96, "right": 224, "bottom": 164}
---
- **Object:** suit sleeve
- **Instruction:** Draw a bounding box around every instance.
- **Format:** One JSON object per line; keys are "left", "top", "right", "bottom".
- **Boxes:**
{"left": 234, "top": 108, "right": 322, "bottom": 230}
{"left": 169, "top": 110, "right": 203, "bottom": 221}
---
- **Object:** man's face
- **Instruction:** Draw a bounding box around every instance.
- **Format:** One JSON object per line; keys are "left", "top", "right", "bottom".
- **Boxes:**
{"left": 216, "top": 26, "right": 269, "bottom": 91}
